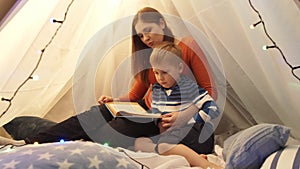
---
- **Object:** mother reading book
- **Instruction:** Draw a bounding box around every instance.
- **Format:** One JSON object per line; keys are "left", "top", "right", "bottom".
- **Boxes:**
{"left": 2, "top": 7, "right": 217, "bottom": 152}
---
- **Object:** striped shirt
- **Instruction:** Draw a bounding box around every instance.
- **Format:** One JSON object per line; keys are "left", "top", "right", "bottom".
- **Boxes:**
{"left": 151, "top": 75, "right": 220, "bottom": 124}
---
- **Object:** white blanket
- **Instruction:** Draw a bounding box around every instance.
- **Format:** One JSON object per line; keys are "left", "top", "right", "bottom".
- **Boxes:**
{"left": 118, "top": 145, "right": 225, "bottom": 169}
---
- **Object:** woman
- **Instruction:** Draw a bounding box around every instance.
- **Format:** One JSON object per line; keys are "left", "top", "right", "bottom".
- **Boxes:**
{"left": 2, "top": 7, "right": 217, "bottom": 151}
{"left": 111, "top": 7, "right": 217, "bottom": 106}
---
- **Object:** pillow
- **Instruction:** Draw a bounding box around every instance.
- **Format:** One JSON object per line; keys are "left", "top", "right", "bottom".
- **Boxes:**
{"left": 261, "top": 145, "right": 300, "bottom": 169}
{"left": 3, "top": 116, "right": 57, "bottom": 140}
{"left": 223, "top": 123, "right": 290, "bottom": 169}
{"left": 0, "top": 141, "right": 140, "bottom": 169}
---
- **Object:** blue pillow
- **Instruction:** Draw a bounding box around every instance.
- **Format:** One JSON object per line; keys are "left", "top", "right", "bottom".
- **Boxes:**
{"left": 223, "top": 123, "right": 290, "bottom": 169}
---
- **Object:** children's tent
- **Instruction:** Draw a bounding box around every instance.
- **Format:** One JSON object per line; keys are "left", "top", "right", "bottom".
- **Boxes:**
{"left": 0, "top": 0, "right": 299, "bottom": 168}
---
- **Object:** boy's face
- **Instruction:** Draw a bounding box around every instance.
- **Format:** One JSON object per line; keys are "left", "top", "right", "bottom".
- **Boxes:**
{"left": 152, "top": 62, "right": 183, "bottom": 89}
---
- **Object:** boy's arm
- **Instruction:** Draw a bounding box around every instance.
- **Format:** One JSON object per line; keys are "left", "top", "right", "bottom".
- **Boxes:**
{"left": 198, "top": 101, "right": 220, "bottom": 122}
{"left": 164, "top": 104, "right": 199, "bottom": 130}
{"left": 193, "top": 89, "right": 220, "bottom": 123}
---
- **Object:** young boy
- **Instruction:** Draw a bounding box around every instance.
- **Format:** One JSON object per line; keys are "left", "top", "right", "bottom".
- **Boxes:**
{"left": 134, "top": 41, "right": 223, "bottom": 169}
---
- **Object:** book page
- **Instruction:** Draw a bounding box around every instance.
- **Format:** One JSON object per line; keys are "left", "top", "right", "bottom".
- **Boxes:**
{"left": 110, "top": 103, "right": 147, "bottom": 115}
{"left": 106, "top": 102, "right": 161, "bottom": 118}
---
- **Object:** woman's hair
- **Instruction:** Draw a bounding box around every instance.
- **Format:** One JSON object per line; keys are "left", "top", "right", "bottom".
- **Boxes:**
{"left": 150, "top": 41, "right": 183, "bottom": 68}
{"left": 131, "top": 7, "right": 175, "bottom": 85}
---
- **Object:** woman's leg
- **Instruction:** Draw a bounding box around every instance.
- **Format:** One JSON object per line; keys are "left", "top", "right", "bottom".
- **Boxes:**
{"left": 91, "top": 117, "right": 159, "bottom": 148}
{"left": 85, "top": 100, "right": 160, "bottom": 148}
{"left": 157, "top": 123, "right": 214, "bottom": 154}
{"left": 179, "top": 123, "right": 214, "bottom": 154}
{"left": 25, "top": 105, "right": 113, "bottom": 144}
{"left": 24, "top": 102, "right": 159, "bottom": 148}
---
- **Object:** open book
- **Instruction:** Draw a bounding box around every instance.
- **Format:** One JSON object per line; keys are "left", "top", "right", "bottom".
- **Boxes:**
{"left": 105, "top": 102, "right": 161, "bottom": 118}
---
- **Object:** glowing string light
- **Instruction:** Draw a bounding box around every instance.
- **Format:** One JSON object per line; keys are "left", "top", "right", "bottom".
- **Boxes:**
{"left": 248, "top": 0, "right": 300, "bottom": 82}
{"left": 29, "top": 75, "right": 40, "bottom": 81}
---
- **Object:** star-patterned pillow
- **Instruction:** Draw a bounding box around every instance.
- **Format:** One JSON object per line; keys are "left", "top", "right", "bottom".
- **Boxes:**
{"left": 0, "top": 141, "right": 140, "bottom": 169}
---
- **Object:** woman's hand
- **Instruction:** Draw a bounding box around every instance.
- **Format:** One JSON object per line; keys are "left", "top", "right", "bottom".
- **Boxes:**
{"left": 98, "top": 95, "right": 113, "bottom": 104}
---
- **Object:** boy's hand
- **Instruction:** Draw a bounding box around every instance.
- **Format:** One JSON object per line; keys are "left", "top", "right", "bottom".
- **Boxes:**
{"left": 160, "top": 112, "right": 179, "bottom": 128}
{"left": 158, "top": 122, "right": 168, "bottom": 133}
{"left": 98, "top": 95, "right": 113, "bottom": 104}
{"left": 162, "top": 111, "right": 193, "bottom": 131}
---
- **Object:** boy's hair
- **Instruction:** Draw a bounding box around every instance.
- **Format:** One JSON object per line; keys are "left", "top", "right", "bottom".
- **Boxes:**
{"left": 150, "top": 41, "right": 183, "bottom": 67}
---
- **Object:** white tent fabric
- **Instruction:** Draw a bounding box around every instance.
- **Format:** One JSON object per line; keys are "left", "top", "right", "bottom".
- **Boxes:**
{"left": 0, "top": 0, "right": 299, "bottom": 139}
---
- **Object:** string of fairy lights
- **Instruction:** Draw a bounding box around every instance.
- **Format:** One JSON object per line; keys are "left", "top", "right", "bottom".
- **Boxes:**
{"left": 248, "top": 0, "right": 300, "bottom": 82}
{"left": 0, "top": 0, "right": 75, "bottom": 118}
{"left": 1, "top": 1, "right": 299, "bottom": 117}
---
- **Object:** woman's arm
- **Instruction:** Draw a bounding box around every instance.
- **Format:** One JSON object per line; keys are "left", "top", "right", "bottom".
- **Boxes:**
{"left": 179, "top": 37, "right": 218, "bottom": 100}
{"left": 116, "top": 78, "right": 149, "bottom": 102}
{"left": 98, "top": 76, "right": 149, "bottom": 104}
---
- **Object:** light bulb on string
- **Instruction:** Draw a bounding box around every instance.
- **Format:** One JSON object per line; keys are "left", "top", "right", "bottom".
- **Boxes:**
{"left": 248, "top": 0, "right": 300, "bottom": 81}
{"left": 50, "top": 18, "right": 63, "bottom": 24}
{"left": 37, "top": 50, "right": 43, "bottom": 54}
{"left": 103, "top": 142, "right": 110, "bottom": 147}
{"left": 262, "top": 45, "right": 276, "bottom": 51}
{"left": 29, "top": 75, "right": 39, "bottom": 81}
{"left": 250, "top": 21, "right": 262, "bottom": 29}
{"left": 1, "top": 97, "right": 11, "bottom": 102}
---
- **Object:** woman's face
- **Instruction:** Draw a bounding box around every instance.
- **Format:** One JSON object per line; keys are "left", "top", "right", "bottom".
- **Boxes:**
{"left": 134, "top": 19, "right": 165, "bottom": 48}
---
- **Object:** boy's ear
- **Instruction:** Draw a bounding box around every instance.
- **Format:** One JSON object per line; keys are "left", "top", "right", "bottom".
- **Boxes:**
{"left": 178, "top": 63, "right": 184, "bottom": 74}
